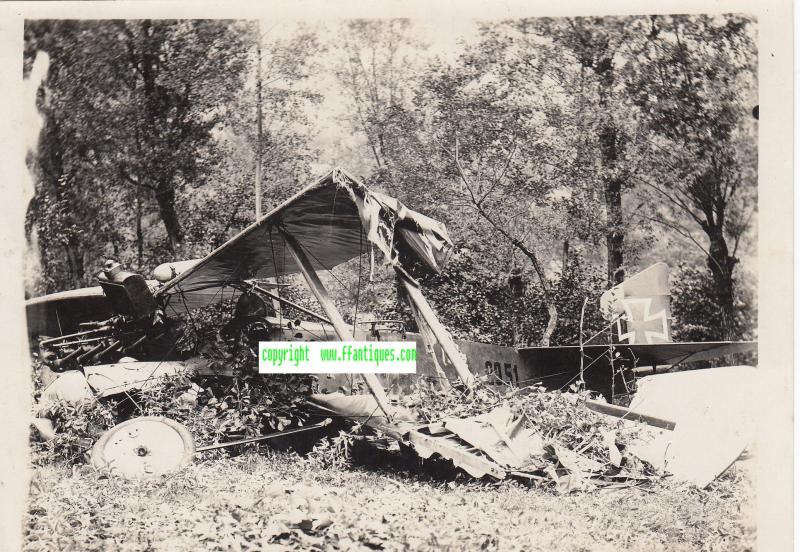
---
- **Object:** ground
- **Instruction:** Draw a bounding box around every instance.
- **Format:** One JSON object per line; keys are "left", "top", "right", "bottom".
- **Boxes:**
{"left": 24, "top": 451, "right": 755, "bottom": 552}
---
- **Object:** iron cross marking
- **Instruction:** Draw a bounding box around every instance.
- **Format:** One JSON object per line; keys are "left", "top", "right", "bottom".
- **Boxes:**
{"left": 617, "top": 297, "right": 669, "bottom": 344}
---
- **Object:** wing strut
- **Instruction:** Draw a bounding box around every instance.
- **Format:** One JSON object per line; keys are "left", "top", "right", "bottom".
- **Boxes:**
{"left": 397, "top": 271, "right": 476, "bottom": 389}
{"left": 280, "top": 228, "right": 395, "bottom": 419}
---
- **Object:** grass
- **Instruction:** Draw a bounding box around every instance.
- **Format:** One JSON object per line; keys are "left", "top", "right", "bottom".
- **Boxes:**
{"left": 23, "top": 450, "right": 755, "bottom": 552}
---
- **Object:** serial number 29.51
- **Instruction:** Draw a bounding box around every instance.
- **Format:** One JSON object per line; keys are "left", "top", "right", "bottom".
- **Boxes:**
{"left": 485, "top": 361, "right": 519, "bottom": 384}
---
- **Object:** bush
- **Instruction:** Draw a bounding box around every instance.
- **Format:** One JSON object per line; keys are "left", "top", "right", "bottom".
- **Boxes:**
{"left": 136, "top": 374, "right": 317, "bottom": 449}
{"left": 32, "top": 398, "right": 117, "bottom": 465}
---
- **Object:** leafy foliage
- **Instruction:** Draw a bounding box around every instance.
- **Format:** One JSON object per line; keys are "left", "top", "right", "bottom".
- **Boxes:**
{"left": 419, "top": 246, "right": 608, "bottom": 346}
{"left": 30, "top": 360, "right": 118, "bottom": 465}
{"left": 626, "top": 15, "right": 757, "bottom": 338}
{"left": 24, "top": 20, "right": 319, "bottom": 293}
{"left": 136, "top": 374, "right": 315, "bottom": 451}
{"left": 25, "top": 450, "right": 756, "bottom": 551}
{"left": 329, "top": 15, "right": 757, "bottom": 344}
{"left": 334, "top": 19, "right": 423, "bottom": 178}
{"left": 671, "top": 262, "right": 756, "bottom": 342}
{"left": 172, "top": 301, "right": 318, "bottom": 441}
{"left": 31, "top": 367, "right": 317, "bottom": 466}
{"left": 23, "top": 16, "right": 758, "bottom": 345}
{"left": 31, "top": 398, "right": 117, "bottom": 466}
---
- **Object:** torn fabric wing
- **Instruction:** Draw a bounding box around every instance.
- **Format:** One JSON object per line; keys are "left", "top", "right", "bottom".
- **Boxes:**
{"left": 155, "top": 167, "right": 454, "bottom": 312}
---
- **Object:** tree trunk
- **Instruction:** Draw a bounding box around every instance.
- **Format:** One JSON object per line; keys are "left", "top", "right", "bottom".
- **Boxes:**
{"left": 706, "top": 226, "right": 737, "bottom": 339}
{"left": 594, "top": 48, "right": 626, "bottom": 287}
{"left": 136, "top": 192, "right": 144, "bottom": 270}
{"left": 139, "top": 21, "right": 184, "bottom": 254}
{"left": 508, "top": 266, "right": 525, "bottom": 347}
{"left": 604, "top": 176, "right": 625, "bottom": 285}
{"left": 512, "top": 242, "right": 558, "bottom": 346}
{"left": 542, "top": 304, "right": 558, "bottom": 347}
{"left": 64, "top": 243, "right": 85, "bottom": 287}
{"left": 154, "top": 183, "right": 182, "bottom": 254}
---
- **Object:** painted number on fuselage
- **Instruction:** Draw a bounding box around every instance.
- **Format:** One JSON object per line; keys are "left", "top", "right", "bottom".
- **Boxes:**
{"left": 485, "top": 361, "right": 519, "bottom": 385}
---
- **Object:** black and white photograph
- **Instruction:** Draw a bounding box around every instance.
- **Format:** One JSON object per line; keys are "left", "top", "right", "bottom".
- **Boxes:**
{"left": 0, "top": 1, "right": 793, "bottom": 551}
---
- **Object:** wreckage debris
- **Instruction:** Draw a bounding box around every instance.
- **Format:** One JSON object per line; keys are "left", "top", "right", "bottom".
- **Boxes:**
{"left": 31, "top": 352, "right": 753, "bottom": 492}
{"left": 90, "top": 416, "right": 196, "bottom": 479}
{"left": 89, "top": 415, "right": 334, "bottom": 479}
{"left": 610, "top": 366, "right": 756, "bottom": 488}
{"left": 31, "top": 347, "right": 753, "bottom": 491}
{"left": 26, "top": 169, "right": 754, "bottom": 491}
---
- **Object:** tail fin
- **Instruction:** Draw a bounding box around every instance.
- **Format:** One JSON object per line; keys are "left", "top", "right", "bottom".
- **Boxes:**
{"left": 599, "top": 262, "right": 672, "bottom": 344}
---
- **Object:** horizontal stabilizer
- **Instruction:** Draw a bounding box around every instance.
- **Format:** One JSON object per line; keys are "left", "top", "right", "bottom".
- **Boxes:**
{"left": 519, "top": 341, "right": 757, "bottom": 369}
{"left": 517, "top": 341, "right": 757, "bottom": 398}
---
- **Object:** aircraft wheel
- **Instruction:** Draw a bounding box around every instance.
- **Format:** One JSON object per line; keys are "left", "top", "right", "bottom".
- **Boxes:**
{"left": 90, "top": 416, "right": 195, "bottom": 479}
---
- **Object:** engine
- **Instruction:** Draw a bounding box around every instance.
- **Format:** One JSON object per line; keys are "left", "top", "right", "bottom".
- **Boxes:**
{"left": 39, "top": 260, "right": 177, "bottom": 372}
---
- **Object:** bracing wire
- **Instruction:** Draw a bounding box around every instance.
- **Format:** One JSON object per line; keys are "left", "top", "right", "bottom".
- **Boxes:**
{"left": 268, "top": 225, "right": 283, "bottom": 328}
{"left": 352, "top": 226, "right": 364, "bottom": 335}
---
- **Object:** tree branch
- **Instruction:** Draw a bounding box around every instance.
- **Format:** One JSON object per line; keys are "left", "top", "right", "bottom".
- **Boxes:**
{"left": 628, "top": 210, "right": 726, "bottom": 274}
{"left": 118, "top": 166, "right": 156, "bottom": 191}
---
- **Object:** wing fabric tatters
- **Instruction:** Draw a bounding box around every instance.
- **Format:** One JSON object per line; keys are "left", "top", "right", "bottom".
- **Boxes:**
{"left": 153, "top": 168, "right": 454, "bottom": 310}
{"left": 338, "top": 171, "right": 453, "bottom": 275}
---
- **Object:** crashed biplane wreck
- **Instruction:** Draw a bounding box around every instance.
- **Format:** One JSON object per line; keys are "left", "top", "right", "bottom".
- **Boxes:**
{"left": 27, "top": 167, "right": 757, "bottom": 488}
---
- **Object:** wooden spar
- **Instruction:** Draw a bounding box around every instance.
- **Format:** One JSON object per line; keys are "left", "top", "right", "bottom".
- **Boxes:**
{"left": 250, "top": 283, "right": 331, "bottom": 325}
{"left": 405, "top": 296, "right": 450, "bottom": 389}
{"left": 279, "top": 229, "right": 394, "bottom": 418}
{"left": 584, "top": 399, "right": 676, "bottom": 431}
{"left": 196, "top": 419, "right": 332, "bottom": 452}
{"left": 397, "top": 271, "right": 476, "bottom": 389}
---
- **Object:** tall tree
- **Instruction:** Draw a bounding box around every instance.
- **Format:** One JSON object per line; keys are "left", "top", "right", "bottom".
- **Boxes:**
{"left": 489, "top": 17, "right": 652, "bottom": 286}
{"left": 26, "top": 19, "right": 253, "bottom": 268}
{"left": 627, "top": 14, "right": 757, "bottom": 339}
{"left": 334, "top": 19, "right": 422, "bottom": 185}
{"left": 25, "top": 21, "right": 110, "bottom": 289}
{"left": 548, "top": 18, "right": 635, "bottom": 285}
{"left": 181, "top": 26, "right": 323, "bottom": 256}
{"left": 398, "top": 18, "right": 649, "bottom": 344}
{"left": 415, "top": 61, "right": 563, "bottom": 345}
